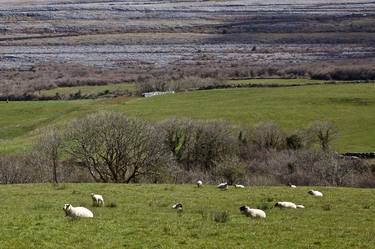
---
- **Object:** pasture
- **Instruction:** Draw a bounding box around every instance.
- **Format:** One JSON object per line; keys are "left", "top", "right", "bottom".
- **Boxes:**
{"left": 0, "top": 184, "right": 374, "bottom": 249}
{"left": 1, "top": 83, "right": 374, "bottom": 153}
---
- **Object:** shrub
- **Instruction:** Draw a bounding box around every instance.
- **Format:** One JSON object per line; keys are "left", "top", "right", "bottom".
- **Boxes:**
{"left": 210, "top": 211, "right": 230, "bottom": 223}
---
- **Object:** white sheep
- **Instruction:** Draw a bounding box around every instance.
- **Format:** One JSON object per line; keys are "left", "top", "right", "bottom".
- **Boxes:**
{"left": 235, "top": 184, "right": 245, "bottom": 189}
{"left": 172, "top": 203, "right": 183, "bottom": 210}
{"left": 308, "top": 190, "right": 323, "bottom": 197}
{"left": 217, "top": 182, "right": 228, "bottom": 190}
{"left": 288, "top": 183, "right": 297, "bottom": 188}
{"left": 274, "top": 201, "right": 297, "bottom": 209}
{"left": 239, "top": 206, "right": 266, "bottom": 218}
{"left": 91, "top": 193, "right": 104, "bottom": 206}
{"left": 63, "top": 204, "right": 94, "bottom": 218}
{"left": 196, "top": 180, "right": 203, "bottom": 188}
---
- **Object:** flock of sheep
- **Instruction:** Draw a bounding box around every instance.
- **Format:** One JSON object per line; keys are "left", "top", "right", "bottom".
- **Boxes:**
{"left": 174, "top": 181, "right": 323, "bottom": 219}
{"left": 62, "top": 182, "right": 323, "bottom": 219}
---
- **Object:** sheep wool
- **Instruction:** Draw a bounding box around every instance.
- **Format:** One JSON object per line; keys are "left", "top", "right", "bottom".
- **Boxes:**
{"left": 197, "top": 180, "right": 203, "bottom": 188}
{"left": 308, "top": 190, "right": 323, "bottom": 197}
{"left": 63, "top": 204, "right": 94, "bottom": 218}
{"left": 239, "top": 206, "right": 266, "bottom": 218}
{"left": 274, "top": 201, "right": 297, "bottom": 209}
{"left": 91, "top": 193, "right": 105, "bottom": 206}
{"left": 288, "top": 183, "right": 297, "bottom": 188}
{"left": 172, "top": 203, "right": 183, "bottom": 210}
{"left": 235, "top": 184, "right": 245, "bottom": 188}
{"left": 217, "top": 182, "right": 228, "bottom": 190}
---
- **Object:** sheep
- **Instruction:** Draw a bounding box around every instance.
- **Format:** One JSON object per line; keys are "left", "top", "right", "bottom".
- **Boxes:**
{"left": 296, "top": 204, "right": 305, "bottom": 209}
{"left": 172, "top": 203, "right": 183, "bottom": 211}
{"left": 217, "top": 182, "right": 228, "bottom": 190}
{"left": 239, "top": 206, "right": 266, "bottom": 218}
{"left": 63, "top": 204, "right": 93, "bottom": 218}
{"left": 235, "top": 184, "right": 245, "bottom": 189}
{"left": 91, "top": 193, "right": 104, "bottom": 207}
{"left": 288, "top": 183, "right": 297, "bottom": 188}
{"left": 308, "top": 190, "right": 323, "bottom": 197}
{"left": 274, "top": 201, "right": 297, "bottom": 209}
{"left": 196, "top": 180, "right": 203, "bottom": 188}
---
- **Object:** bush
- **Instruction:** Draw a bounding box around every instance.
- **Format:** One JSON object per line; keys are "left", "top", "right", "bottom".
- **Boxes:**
{"left": 210, "top": 211, "right": 230, "bottom": 223}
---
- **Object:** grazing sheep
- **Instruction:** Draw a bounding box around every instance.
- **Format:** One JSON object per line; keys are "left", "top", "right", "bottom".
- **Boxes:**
{"left": 308, "top": 190, "right": 323, "bottom": 197}
{"left": 239, "top": 206, "right": 266, "bottom": 218}
{"left": 197, "top": 180, "right": 203, "bottom": 188}
{"left": 63, "top": 204, "right": 94, "bottom": 218}
{"left": 274, "top": 201, "right": 297, "bottom": 209}
{"left": 296, "top": 204, "right": 305, "bottom": 209}
{"left": 235, "top": 184, "right": 245, "bottom": 189}
{"left": 91, "top": 193, "right": 104, "bottom": 206}
{"left": 288, "top": 183, "right": 297, "bottom": 188}
{"left": 217, "top": 182, "right": 228, "bottom": 190}
{"left": 172, "top": 203, "right": 183, "bottom": 210}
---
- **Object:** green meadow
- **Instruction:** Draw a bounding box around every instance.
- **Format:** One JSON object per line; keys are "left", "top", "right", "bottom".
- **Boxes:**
{"left": 1, "top": 83, "right": 374, "bottom": 153}
{"left": 0, "top": 184, "right": 374, "bottom": 249}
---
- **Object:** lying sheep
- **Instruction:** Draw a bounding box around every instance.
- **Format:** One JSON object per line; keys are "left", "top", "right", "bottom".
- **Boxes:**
{"left": 235, "top": 184, "right": 245, "bottom": 189}
{"left": 91, "top": 193, "right": 104, "bottom": 207}
{"left": 217, "top": 182, "right": 228, "bottom": 190}
{"left": 288, "top": 183, "right": 297, "bottom": 188}
{"left": 172, "top": 203, "right": 183, "bottom": 212}
{"left": 239, "top": 206, "right": 266, "bottom": 218}
{"left": 275, "top": 202, "right": 305, "bottom": 209}
{"left": 308, "top": 190, "right": 323, "bottom": 197}
{"left": 63, "top": 204, "right": 93, "bottom": 218}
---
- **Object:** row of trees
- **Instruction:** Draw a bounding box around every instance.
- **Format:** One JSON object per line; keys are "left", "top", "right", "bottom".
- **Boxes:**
{"left": 2, "top": 111, "right": 372, "bottom": 186}
{"left": 25, "top": 111, "right": 357, "bottom": 185}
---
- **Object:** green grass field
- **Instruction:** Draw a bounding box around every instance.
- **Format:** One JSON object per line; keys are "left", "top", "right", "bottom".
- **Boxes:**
{"left": 1, "top": 83, "right": 374, "bottom": 153}
{"left": 0, "top": 184, "right": 374, "bottom": 249}
{"left": 227, "top": 78, "right": 328, "bottom": 85}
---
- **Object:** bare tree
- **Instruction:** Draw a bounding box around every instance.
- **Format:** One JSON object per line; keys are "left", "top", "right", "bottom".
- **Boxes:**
{"left": 160, "top": 119, "right": 235, "bottom": 172}
{"left": 305, "top": 121, "right": 338, "bottom": 151}
{"left": 64, "top": 112, "right": 167, "bottom": 183}
{"left": 250, "top": 122, "right": 285, "bottom": 151}
{"left": 33, "top": 126, "right": 64, "bottom": 184}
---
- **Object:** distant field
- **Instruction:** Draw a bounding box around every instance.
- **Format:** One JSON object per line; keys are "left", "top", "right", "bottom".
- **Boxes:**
{"left": 1, "top": 83, "right": 374, "bottom": 153}
{"left": 228, "top": 78, "right": 328, "bottom": 85}
{"left": 37, "top": 83, "right": 136, "bottom": 97}
{"left": 36, "top": 79, "right": 325, "bottom": 98}
{"left": 0, "top": 184, "right": 374, "bottom": 249}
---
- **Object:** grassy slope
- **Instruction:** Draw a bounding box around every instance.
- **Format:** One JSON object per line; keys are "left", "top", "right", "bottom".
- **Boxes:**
{"left": 118, "top": 84, "right": 375, "bottom": 151}
{"left": 227, "top": 78, "right": 328, "bottom": 85}
{"left": 0, "top": 184, "right": 374, "bottom": 249}
{"left": 1, "top": 83, "right": 374, "bottom": 153}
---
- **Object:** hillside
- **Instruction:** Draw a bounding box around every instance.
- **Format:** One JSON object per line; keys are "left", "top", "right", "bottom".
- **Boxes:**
{"left": 1, "top": 0, "right": 374, "bottom": 95}
{"left": 1, "top": 83, "right": 374, "bottom": 153}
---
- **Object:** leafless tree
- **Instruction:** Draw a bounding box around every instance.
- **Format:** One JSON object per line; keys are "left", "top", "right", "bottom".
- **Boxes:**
{"left": 33, "top": 126, "right": 64, "bottom": 184}
{"left": 160, "top": 119, "right": 235, "bottom": 172}
{"left": 250, "top": 122, "right": 285, "bottom": 151}
{"left": 305, "top": 121, "right": 338, "bottom": 151}
{"left": 64, "top": 112, "right": 168, "bottom": 183}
